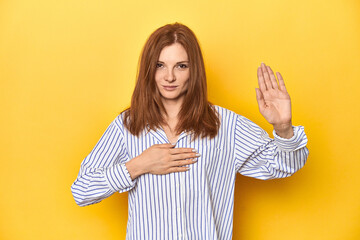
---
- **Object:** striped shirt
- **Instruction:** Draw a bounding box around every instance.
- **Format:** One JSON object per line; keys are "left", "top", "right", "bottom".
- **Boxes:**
{"left": 71, "top": 105, "right": 309, "bottom": 239}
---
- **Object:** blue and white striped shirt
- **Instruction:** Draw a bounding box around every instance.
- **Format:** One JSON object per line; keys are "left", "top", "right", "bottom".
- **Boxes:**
{"left": 71, "top": 105, "right": 309, "bottom": 239}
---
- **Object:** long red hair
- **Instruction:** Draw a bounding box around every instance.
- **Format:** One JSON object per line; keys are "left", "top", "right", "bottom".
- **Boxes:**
{"left": 121, "top": 22, "right": 220, "bottom": 141}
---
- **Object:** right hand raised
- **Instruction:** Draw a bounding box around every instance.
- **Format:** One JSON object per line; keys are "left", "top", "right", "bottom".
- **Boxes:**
{"left": 125, "top": 143, "right": 200, "bottom": 179}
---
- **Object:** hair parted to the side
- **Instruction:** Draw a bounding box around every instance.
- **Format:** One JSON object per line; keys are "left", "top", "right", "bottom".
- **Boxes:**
{"left": 121, "top": 22, "right": 220, "bottom": 141}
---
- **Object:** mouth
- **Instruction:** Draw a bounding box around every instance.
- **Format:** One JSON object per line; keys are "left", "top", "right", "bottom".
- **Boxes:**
{"left": 162, "top": 85, "right": 178, "bottom": 91}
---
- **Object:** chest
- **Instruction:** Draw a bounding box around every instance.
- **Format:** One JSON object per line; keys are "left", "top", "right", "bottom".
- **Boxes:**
{"left": 162, "top": 126, "right": 180, "bottom": 144}
{"left": 126, "top": 125, "right": 233, "bottom": 174}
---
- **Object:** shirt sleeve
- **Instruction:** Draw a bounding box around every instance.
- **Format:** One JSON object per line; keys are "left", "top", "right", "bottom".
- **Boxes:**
{"left": 234, "top": 114, "right": 309, "bottom": 180}
{"left": 71, "top": 116, "right": 137, "bottom": 206}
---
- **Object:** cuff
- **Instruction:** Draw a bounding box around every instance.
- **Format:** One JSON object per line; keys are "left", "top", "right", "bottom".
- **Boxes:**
{"left": 104, "top": 163, "right": 137, "bottom": 192}
{"left": 273, "top": 125, "right": 307, "bottom": 152}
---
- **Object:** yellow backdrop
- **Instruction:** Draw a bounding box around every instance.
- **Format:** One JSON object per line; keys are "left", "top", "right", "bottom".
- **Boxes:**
{"left": 1, "top": 0, "right": 359, "bottom": 239}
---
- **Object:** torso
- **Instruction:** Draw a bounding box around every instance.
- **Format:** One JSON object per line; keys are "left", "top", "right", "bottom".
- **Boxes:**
{"left": 124, "top": 105, "right": 239, "bottom": 239}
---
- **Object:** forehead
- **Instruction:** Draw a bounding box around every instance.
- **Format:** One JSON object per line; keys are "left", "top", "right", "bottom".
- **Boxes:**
{"left": 158, "top": 43, "right": 188, "bottom": 62}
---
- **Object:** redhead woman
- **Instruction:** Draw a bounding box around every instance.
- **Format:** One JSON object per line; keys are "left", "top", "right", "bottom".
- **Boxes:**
{"left": 71, "top": 22, "right": 309, "bottom": 239}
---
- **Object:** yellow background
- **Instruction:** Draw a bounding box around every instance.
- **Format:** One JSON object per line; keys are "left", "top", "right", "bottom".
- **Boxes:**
{"left": 1, "top": 0, "right": 359, "bottom": 239}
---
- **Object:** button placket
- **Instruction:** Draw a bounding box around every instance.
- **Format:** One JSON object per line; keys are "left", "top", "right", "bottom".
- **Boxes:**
{"left": 176, "top": 140, "right": 188, "bottom": 239}
{"left": 180, "top": 171, "right": 186, "bottom": 239}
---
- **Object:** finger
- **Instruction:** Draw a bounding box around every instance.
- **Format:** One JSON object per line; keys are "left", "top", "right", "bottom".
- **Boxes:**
{"left": 255, "top": 88, "right": 266, "bottom": 111}
{"left": 261, "top": 63, "right": 272, "bottom": 90}
{"left": 170, "top": 158, "right": 197, "bottom": 167}
{"left": 171, "top": 152, "right": 200, "bottom": 160}
{"left": 257, "top": 67, "right": 267, "bottom": 92}
{"left": 276, "top": 72, "right": 287, "bottom": 91}
{"left": 267, "top": 66, "right": 279, "bottom": 89}
{"left": 169, "top": 148, "right": 197, "bottom": 154}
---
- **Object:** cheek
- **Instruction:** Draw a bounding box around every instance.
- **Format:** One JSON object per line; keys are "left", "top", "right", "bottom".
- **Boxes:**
{"left": 184, "top": 79, "right": 189, "bottom": 89}
{"left": 154, "top": 72, "right": 162, "bottom": 84}
{"left": 154, "top": 72, "right": 159, "bottom": 81}
{"left": 179, "top": 70, "right": 190, "bottom": 82}
{"left": 184, "top": 75, "right": 190, "bottom": 86}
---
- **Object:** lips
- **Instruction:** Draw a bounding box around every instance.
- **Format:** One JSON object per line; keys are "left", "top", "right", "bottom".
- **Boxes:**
{"left": 163, "top": 85, "right": 178, "bottom": 91}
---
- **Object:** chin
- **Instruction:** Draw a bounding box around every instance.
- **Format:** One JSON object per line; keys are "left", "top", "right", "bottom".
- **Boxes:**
{"left": 160, "top": 94, "right": 184, "bottom": 102}
{"left": 160, "top": 92, "right": 179, "bottom": 98}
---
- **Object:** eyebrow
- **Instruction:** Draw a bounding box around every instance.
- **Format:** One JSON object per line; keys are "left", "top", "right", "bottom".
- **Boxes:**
{"left": 157, "top": 61, "right": 189, "bottom": 64}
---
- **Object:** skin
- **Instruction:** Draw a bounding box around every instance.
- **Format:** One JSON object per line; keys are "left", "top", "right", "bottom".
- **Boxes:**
{"left": 126, "top": 44, "right": 294, "bottom": 180}
{"left": 256, "top": 63, "right": 293, "bottom": 139}
{"left": 155, "top": 43, "right": 190, "bottom": 131}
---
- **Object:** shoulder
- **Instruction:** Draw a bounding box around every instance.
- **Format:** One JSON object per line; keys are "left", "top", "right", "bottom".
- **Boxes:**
{"left": 212, "top": 104, "right": 240, "bottom": 120}
{"left": 212, "top": 104, "right": 258, "bottom": 129}
{"left": 111, "top": 109, "right": 130, "bottom": 133}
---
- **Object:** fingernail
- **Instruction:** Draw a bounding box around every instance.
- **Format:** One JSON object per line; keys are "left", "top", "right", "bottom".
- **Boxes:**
{"left": 192, "top": 149, "right": 197, "bottom": 152}
{"left": 192, "top": 158, "right": 198, "bottom": 162}
{"left": 196, "top": 153, "right": 201, "bottom": 157}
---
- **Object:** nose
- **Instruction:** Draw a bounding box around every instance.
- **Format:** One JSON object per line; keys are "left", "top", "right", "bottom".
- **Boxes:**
{"left": 165, "top": 69, "right": 176, "bottom": 82}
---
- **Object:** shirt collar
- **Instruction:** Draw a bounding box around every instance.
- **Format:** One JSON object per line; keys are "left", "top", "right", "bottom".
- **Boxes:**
{"left": 146, "top": 124, "right": 191, "bottom": 144}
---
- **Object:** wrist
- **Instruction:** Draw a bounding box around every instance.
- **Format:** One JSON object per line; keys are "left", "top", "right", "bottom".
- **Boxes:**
{"left": 125, "top": 156, "right": 146, "bottom": 180}
{"left": 273, "top": 123, "right": 294, "bottom": 139}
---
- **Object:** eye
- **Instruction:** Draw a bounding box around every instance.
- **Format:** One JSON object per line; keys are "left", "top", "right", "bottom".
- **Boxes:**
{"left": 156, "top": 63, "right": 163, "bottom": 68}
{"left": 178, "top": 64, "right": 188, "bottom": 69}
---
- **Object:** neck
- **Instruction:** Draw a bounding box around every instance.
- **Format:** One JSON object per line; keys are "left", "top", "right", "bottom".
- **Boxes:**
{"left": 161, "top": 98, "right": 183, "bottom": 125}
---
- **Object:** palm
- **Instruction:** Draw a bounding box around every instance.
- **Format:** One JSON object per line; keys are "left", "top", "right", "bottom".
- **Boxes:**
{"left": 256, "top": 63, "right": 292, "bottom": 127}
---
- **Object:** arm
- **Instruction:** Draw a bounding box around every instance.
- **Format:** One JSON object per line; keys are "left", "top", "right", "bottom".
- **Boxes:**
{"left": 70, "top": 116, "right": 136, "bottom": 206}
{"left": 235, "top": 63, "right": 309, "bottom": 179}
{"left": 234, "top": 115, "right": 309, "bottom": 179}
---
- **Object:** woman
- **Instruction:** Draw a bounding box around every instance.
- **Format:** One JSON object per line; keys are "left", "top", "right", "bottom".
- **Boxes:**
{"left": 71, "top": 22, "right": 309, "bottom": 239}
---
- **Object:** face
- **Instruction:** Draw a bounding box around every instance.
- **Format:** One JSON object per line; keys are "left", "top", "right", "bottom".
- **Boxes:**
{"left": 155, "top": 43, "right": 190, "bottom": 105}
